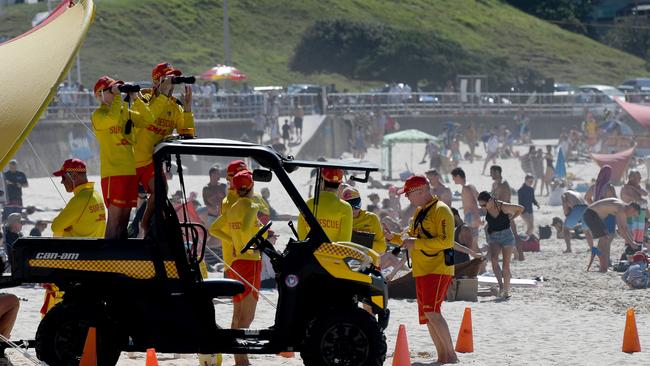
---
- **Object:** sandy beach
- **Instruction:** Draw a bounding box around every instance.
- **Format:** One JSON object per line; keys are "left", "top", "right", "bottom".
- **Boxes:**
{"left": 3, "top": 137, "right": 650, "bottom": 365}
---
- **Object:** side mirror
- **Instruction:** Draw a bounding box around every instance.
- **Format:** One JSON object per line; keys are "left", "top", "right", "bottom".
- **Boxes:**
{"left": 349, "top": 171, "right": 370, "bottom": 183}
{"left": 253, "top": 169, "right": 273, "bottom": 182}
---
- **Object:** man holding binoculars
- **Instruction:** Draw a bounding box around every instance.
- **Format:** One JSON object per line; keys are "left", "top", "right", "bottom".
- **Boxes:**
{"left": 135, "top": 62, "right": 195, "bottom": 234}
{"left": 92, "top": 75, "right": 162, "bottom": 239}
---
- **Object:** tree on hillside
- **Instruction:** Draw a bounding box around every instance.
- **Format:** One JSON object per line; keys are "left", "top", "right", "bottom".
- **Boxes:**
{"left": 505, "top": 0, "right": 592, "bottom": 34}
{"left": 289, "top": 19, "right": 526, "bottom": 91}
{"left": 603, "top": 16, "right": 650, "bottom": 69}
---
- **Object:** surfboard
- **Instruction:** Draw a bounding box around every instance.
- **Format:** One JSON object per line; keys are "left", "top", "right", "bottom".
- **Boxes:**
{"left": 477, "top": 275, "right": 538, "bottom": 288}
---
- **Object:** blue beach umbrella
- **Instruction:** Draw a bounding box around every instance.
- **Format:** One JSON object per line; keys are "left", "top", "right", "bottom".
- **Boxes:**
{"left": 554, "top": 148, "right": 566, "bottom": 178}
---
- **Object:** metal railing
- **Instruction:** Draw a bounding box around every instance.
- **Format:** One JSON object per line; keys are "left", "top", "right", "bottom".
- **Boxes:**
{"left": 41, "top": 90, "right": 650, "bottom": 121}
{"left": 42, "top": 91, "right": 321, "bottom": 121}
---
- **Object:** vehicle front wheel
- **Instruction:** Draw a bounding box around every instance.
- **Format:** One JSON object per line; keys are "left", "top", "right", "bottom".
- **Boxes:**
{"left": 35, "top": 301, "right": 124, "bottom": 366}
{"left": 301, "top": 307, "right": 387, "bottom": 366}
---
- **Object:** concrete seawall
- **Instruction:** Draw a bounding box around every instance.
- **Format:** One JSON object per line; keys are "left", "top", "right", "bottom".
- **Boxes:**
{"left": 393, "top": 115, "right": 645, "bottom": 138}
{"left": 12, "top": 113, "right": 644, "bottom": 178}
{"left": 11, "top": 119, "right": 253, "bottom": 178}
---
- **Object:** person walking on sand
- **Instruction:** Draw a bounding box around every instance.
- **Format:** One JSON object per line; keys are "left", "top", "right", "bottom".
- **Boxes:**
{"left": 385, "top": 175, "right": 458, "bottom": 364}
{"left": 477, "top": 191, "right": 523, "bottom": 299}
{"left": 583, "top": 198, "right": 641, "bottom": 272}
{"left": 490, "top": 165, "right": 511, "bottom": 202}
{"left": 293, "top": 106, "right": 304, "bottom": 143}
{"left": 517, "top": 175, "right": 540, "bottom": 237}
{"left": 482, "top": 130, "right": 499, "bottom": 175}
{"left": 451, "top": 167, "right": 481, "bottom": 258}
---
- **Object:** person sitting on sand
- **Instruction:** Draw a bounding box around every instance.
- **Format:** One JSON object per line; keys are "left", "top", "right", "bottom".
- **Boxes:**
{"left": 450, "top": 208, "right": 484, "bottom": 278}
{"left": 622, "top": 251, "right": 650, "bottom": 289}
{"left": 559, "top": 190, "right": 594, "bottom": 253}
{"left": 583, "top": 198, "right": 641, "bottom": 272}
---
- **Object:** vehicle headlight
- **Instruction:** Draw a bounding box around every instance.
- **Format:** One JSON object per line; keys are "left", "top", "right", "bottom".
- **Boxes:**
{"left": 345, "top": 257, "right": 370, "bottom": 272}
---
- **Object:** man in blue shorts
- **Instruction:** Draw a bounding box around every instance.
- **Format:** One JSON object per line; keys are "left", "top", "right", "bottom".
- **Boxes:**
{"left": 560, "top": 190, "right": 593, "bottom": 253}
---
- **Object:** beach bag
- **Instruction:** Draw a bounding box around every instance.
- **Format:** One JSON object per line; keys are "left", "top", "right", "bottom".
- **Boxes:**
{"left": 538, "top": 225, "right": 552, "bottom": 240}
{"left": 520, "top": 234, "right": 540, "bottom": 252}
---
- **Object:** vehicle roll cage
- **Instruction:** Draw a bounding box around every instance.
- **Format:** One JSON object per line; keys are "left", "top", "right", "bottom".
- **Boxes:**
{"left": 152, "top": 138, "right": 378, "bottom": 252}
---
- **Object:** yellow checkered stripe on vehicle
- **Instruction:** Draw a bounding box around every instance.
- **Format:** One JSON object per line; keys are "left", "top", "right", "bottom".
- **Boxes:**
{"left": 316, "top": 243, "right": 366, "bottom": 261}
{"left": 29, "top": 260, "right": 180, "bottom": 280}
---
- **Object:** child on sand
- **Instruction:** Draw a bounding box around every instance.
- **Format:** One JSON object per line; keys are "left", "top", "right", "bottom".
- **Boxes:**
{"left": 622, "top": 252, "right": 650, "bottom": 289}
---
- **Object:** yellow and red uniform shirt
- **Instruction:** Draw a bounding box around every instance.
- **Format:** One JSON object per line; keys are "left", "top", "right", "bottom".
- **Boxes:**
{"left": 134, "top": 93, "right": 195, "bottom": 168}
{"left": 214, "top": 189, "right": 239, "bottom": 265}
{"left": 91, "top": 97, "right": 157, "bottom": 177}
{"left": 391, "top": 199, "right": 454, "bottom": 277}
{"left": 353, "top": 209, "right": 386, "bottom": 254}
{"left": 297, "top": 191, "right": 353, "bottom": 243}
{"left": 51, "top": 182, "right": 106, "bottom": 238}
{"left": 210, "top": 196, "right": 263, "bottom": 263}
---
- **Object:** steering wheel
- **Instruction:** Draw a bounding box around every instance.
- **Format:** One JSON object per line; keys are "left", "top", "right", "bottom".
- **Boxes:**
{"left": 241, "top": 221, "right": 273, "bottom": 254}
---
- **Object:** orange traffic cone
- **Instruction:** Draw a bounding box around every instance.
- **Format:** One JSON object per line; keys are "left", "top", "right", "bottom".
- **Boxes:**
{"left": 146, "top": 348, "right": 159, "bottom": 366}
{"left": 392, "top": 324, "right": 410, "bottom": 366}
{"left": 455, "top": 307, "right": 474, "bottom": 353}
{"left": 79, "top": 327, "right": 97, "bottom": 366}
{"left": 622, "top": 307, "right": 641, "bottom": 353}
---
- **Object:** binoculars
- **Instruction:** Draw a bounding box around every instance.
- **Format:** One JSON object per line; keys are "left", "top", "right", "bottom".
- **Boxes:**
{"left": 118, "top": 84, "right": 140, "bottom": 93}
{"left": 171, "top": 76, "right": 196, "bottom": 85}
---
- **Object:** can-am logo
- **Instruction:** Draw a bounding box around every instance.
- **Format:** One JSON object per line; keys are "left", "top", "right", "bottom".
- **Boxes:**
{"left": 35, "top": 252, "right": 80, "bottom": 260}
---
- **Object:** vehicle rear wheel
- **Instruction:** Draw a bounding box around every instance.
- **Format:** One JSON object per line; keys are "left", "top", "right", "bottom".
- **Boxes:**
{"left": 35, "top": 301, "right": 124, "bottom": 366}
{"left": 301, "top": 308, "right": 386, "bottom": 366}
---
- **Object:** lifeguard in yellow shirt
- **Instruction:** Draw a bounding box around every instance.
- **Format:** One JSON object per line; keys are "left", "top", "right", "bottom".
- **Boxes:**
{"left": 215, "top": 160, "right": 249, "bottom": 267}
{"left": 91, "top": 76, "right": 157, "bottom": 239}
{"left": 386, "top": 175, "right": 457, "bottom": 364}
{"left": 51, "top": 159, "right": 106, "bottom": 238}
{"left": 341, "top": 187, "right": 386, "bottom": 254}
{"left": 136, "top": 62, "right": 195, "bottom": 233}
{"left": 297, "top": 168, "right": 353, "bottom": 242}
{"left": 209, "top": 170, "right": 264, "bottom": 366}
{"left": 43, "top": 159, "right": 106, "bottom": 316}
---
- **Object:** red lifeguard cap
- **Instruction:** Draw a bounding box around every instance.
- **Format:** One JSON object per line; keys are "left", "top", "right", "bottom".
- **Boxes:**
{"left": 397, "top": 175, "right": 429, "bottom": 195}
{"left": 321, "top": 168, "right": 344, "bottom": 183}
{"left": 232, "top": 170, "right": 254, "bottom": 191}
{"left": 52, "top": 158, "right": 87, "bottom": 177}
{"left": 227, "top": 160, "right": 248, "bottom": 177}
{"left": 151, "top": 62, "right": 182, "bottom": 83}
{"left": 93, "top": 75, "right": 123, "bottom": 94}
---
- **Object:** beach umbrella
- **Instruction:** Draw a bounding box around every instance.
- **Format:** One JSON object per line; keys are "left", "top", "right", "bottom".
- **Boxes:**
{"left": 200, "top": 65, "right": 246, "bottom": 81}
{"left": 554, "top": 148, "right": 566, "bottom": 178}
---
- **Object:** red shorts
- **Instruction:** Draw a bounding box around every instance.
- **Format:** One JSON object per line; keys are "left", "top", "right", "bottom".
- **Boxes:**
{"left": 136, "top": 163, "right": 163, "bottom": 193}
{"left": 101, "top": 175, "right": 138, "bottom": 208}
{"left": 226, "top": 259, "right": 262, "bottom": 303}
{"left": 415, "top": 274, "right": 452, "bottom": 324}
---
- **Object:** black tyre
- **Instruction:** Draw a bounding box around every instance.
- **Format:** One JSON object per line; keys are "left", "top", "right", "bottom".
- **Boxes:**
{"left": 301, "top": 308, "right": 387, "bottom": 366}
{"left": 35, "top": 302, "right": 124, "bottom": 366}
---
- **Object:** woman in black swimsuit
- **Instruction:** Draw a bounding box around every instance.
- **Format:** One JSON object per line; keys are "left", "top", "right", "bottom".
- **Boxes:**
{"left": 478, "top": 191, "right": 524, "bottom": 299}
